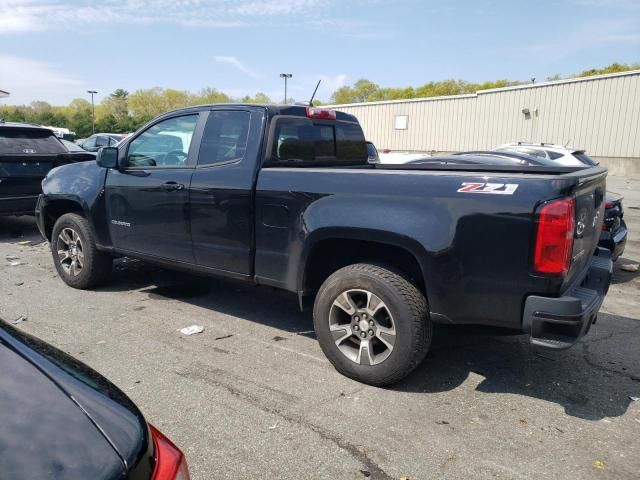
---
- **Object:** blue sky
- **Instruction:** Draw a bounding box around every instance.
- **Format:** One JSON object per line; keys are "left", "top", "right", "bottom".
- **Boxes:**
{"left": 0, "top": 0, "right": 638, "bottom": 105}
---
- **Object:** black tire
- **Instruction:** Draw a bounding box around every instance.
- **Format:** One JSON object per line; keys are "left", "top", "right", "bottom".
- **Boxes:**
{"left": 51, "top": 213, "right": 112, "bottom": 289}
{"left": 313, "top": 263, "right": 431, "bottom": 386}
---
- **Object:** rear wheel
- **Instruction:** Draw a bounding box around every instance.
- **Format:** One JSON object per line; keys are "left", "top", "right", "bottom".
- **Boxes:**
{"left": 51, "top": 213, "right": 112, "bottom": 289}
{"left": 313, "top": 263, "right": 431, "bottom": 386}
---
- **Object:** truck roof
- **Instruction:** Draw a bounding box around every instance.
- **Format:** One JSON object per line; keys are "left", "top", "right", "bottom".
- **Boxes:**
{"left": 156, "top": 103, "right": 360, "bottom": 123}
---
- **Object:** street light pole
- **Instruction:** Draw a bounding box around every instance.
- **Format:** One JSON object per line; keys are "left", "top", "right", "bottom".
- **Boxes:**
{"left": 87, "top": 90, "right": 97, "bottom": 134}
{"left": 279, "top": 74, "right": 292, "bottom": 104}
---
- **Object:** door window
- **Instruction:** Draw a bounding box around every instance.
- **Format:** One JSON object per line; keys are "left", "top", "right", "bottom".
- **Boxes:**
{"left": 95, "top": 136, "right": 109, "bottom": 148}
{"left": 198, "top": 111, "right": 250, "bottom": 166}
{"left": 127, "top": 115, "right": 198, "bottom": 168}
{"left": 82, "top": 136, "right": 97, "bottom": 149}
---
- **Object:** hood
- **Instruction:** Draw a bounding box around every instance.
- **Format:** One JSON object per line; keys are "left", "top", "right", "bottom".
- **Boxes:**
{"left": 0, "top": 320, "right": 153, "bottom": 478}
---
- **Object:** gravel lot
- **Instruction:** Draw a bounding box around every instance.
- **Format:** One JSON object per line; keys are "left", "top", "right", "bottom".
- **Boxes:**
{"left": 1, "top": 175, "right": 639, "bottom": 480}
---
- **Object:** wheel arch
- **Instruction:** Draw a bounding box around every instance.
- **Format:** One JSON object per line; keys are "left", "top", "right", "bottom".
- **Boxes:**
{"left": 299, "top": 227, "right": 430, "bottom": 299}
{"left": 41, "top": 197, "right": 88, "bottom": 240}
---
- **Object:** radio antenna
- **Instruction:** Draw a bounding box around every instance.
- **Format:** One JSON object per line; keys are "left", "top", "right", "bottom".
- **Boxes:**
{"left": 309, "top": 80, "right": 321, "bottom": 106}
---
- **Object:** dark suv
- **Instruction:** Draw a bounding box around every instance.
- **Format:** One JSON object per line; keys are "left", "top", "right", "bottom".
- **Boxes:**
{"left": 0, "top": 121, "right": 94, "bottom": 216}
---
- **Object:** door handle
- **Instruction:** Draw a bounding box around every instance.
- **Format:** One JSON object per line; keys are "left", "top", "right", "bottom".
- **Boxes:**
{"left": 161, "top": 181, "right": 185, "bottom": 191}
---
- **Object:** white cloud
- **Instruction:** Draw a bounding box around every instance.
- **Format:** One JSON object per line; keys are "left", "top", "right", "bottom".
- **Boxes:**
{"left": 0, "top": 55, "right": 84, "bottom": 104}
{"left": 0, "top": 0, "right": 328, "bottom": 34}
{"left": 214, "top": 56, "right": 261, "bottom": 79}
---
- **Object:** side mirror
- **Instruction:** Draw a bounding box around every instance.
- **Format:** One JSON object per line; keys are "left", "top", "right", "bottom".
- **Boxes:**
{"left": 96, "top": 147, "right": 118, "bottom": 168}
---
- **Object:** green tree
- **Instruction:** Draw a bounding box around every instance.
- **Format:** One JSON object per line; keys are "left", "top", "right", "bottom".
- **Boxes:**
{"left": 240, "top": 92, "right": 273, "bottom": 104}
{"left": 100, "top": 89, "right": 130, "bottom": 131}
{"left": 191, "top": 87, "right": 232, "bottom": 105}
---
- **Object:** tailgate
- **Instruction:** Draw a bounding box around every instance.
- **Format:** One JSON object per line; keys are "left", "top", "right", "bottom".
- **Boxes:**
{"left": 565, "top": 169, "right": 607, "bottom": 287}
{"left": 0, "top": 154, "right": 58, "bottom": 196}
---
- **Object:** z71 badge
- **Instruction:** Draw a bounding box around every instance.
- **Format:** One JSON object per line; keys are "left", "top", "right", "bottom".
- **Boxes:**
{"left": 457, "top": 182, "right": 519, "bottom": 195}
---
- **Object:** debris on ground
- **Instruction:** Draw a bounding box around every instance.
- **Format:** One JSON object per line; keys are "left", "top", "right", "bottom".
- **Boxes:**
{"left": 592, "top": 460, "right": 605, "bottom": 470}
{"left": 629, "top": 396, "right": 639, "bottom": 402}
{"left": 620, "top": 263, "right": 639, "bottom": 272}
{"left": 15, "top": 281, "right": 24, "bottom": 286}
{"left": 9, "top": 261, "right": 24, "bottom": 267}
{"left": 436, "top": 420, "right": 450, "bottom": 425}
{"left": 267, "top": 423, "right": 278, "bottom": 430}
{"left": 96, "top": 340, "right": 107, "bottom": 345}
{"left": 6, "top": 255, "right": 19, "bottom": 261}
{"left": 17, "top": 240, "right": 33, "bottom": 246}
{"left": 534, "top": 352, "right": 556, "bottom": 361}
{"left": 359, "top": 470, "right": 370, "bottom": 478}
{"left": 272, "top": 335, "right": 286, "bottom": 342}
{"left": 214, "top": 334, "right": 233, "bottom": 340}
{"left": 179, "top": 325, "right": 205, "bottom": 336}
{"left": 10, "top": 315, "right": 27, "bottom": 324}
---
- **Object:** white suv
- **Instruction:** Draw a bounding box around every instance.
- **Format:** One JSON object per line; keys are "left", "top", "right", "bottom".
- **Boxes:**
{"left": 496, "top": 143, "right": 599, "bottom": 167}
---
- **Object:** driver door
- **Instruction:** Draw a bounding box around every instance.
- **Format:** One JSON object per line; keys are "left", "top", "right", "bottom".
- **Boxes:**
{"left": 105, "top": 113, "right": 201, "bottom": 263}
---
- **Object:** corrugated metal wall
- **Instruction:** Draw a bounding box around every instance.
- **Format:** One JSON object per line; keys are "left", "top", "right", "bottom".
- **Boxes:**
{"left": 331, "top": 71, "right": 640, "bottom": 158}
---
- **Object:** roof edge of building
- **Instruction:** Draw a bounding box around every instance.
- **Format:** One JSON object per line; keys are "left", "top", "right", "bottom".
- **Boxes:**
{"left": 328, "top": 69, "right": 640, "bottom": 109}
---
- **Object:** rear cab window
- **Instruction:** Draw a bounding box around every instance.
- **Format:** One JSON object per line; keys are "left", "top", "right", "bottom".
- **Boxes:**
{"left": 268, "top": 117, "right": 367, "bottom": 166}
{"left": 0, "top": 128, "right": 66, "bottom": 155}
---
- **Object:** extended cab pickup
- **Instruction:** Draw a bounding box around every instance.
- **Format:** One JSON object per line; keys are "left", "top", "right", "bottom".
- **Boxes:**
{"left": 36, "top": 104, "right": 612, "bottom": 385}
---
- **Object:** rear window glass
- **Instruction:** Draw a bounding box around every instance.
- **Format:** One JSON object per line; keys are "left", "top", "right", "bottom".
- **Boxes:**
{"left": 0, "top": 128, "right": 66, "bottom": 155}
{"left": 270, "top": 118, "right": 367, "bottom": 165}
{"left": 519, "top": 147, "right": 547, "bottom": 159}
{"left": 573, "top": 151, "right": 599, "bottom": 166}
{"left": 367, "top": 143, "right": 378, "bottom": 157}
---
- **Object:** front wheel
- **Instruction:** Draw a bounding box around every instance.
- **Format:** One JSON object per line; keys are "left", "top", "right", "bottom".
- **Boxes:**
{"left": 313, "top": 263, "right": 431, "bottom": 386}
{"left": 51, "top": 213, "right": 112, "bottom": 289}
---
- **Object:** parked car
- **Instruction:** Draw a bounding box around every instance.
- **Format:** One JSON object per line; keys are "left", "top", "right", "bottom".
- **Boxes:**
{"left": 450, "top": 150, "right": 562, "bottom": 167}
{"left": 0, "top": 318, "right": 190, "bottom": 479}
{"left": 496, "top": 142, "right": 599, "bottom": 167}
{"left": 61, "top": 138, "right": 90, "bottom": 152}
{"left": 0, "top": 122, "right": 93, "bottom": 216}
{"left": 601, "top": 192, "right": 627, "bottom": 260}
{"left": 366, "top": 141, "right": 380, "bottom": 163}
{"left": 36, "top": 104, "right": 612, "bottom": 386}
{"left": 60, "top": 137, "right": 97, "bottom": 160}
{"left": 78, "top": 133, "right": 127, "bottom": 152}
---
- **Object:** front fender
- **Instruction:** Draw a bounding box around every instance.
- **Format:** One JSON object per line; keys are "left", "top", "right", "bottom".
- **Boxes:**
{"left": 40, "top": 161, "right": 111, "bottom": 246}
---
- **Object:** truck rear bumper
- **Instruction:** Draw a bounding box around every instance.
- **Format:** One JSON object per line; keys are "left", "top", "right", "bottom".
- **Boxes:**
{"left": 0, "top": 194, "right": 39, "bottom": 216}
{"left": 522, "top": 248, "right": 612, "bottom": 349}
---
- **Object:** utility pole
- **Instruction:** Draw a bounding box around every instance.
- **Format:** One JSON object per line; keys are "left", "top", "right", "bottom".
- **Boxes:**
{"left": 87, "top": 90, "right": 97, "bottom": 133}
{"left": 279, "top": 74, "right": 292, "bottom": 104}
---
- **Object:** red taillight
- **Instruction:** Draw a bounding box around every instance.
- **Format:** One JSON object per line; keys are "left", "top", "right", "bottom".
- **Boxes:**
{"left": 305, "top": 106, "right": 336, "bottom": 120}
{"left": 534, "top": 197, "right": 576, "bottom": 275}
{"left": 150, "top": 424, "right": 190, "bottom": 480}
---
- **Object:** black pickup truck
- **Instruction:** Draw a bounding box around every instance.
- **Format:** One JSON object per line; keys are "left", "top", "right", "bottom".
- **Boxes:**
{"left": 35, "top": 104, "right": 612, "bottom": 386}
